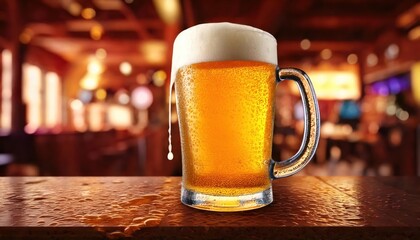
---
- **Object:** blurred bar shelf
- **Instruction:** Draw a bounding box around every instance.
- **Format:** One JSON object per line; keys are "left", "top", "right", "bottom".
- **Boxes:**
{"left": 0, "top": 176, "right": 419, "bottom": 239}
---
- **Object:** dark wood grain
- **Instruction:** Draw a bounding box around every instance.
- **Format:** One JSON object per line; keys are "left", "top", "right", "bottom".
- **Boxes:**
{"left": 0, "top": 177, "right": 419, "bottom": 239}
{"left": 318, "top": 176, "right": 420, "bottom": 226}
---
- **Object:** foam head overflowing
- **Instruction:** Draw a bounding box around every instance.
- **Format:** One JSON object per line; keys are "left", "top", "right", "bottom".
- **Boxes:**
{"left": 170, "top": 22, "right": 278, "bottom": 86}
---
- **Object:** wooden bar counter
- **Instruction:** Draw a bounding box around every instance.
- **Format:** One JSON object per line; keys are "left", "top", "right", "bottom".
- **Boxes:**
{"left": 0, "top": 176, "right": 419, "bottom": 239}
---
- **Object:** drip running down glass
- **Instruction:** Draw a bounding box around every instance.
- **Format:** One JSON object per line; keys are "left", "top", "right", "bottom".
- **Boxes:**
{"left": 168, "top": 22, "right": 320, "bottom": 212}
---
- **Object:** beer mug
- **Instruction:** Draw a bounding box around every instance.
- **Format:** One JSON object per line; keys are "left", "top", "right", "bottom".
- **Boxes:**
{"left": 169, "top": 23, "right": 320, "bottom": 211}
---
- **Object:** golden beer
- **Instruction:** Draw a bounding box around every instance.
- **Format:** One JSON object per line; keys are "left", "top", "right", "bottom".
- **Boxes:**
{"left": 175, "top": 60, "right": 276, "bottom": 196}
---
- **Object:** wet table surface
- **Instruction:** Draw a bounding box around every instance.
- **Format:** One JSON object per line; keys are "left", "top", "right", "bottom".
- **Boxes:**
{"left": 0, "top": 176, "right": 419, "bottom": 239}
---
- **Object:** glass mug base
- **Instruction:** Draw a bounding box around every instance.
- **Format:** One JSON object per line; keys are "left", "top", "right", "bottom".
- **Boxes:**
{"left": 181, "top": 186, "right": 273, "bottom": 212}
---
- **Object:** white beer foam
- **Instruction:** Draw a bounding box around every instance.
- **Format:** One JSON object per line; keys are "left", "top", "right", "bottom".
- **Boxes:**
{"left": 170, "top": 22, "right": 278, "bottom": 86}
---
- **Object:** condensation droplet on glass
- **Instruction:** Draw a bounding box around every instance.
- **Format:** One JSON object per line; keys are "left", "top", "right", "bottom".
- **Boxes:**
{"left": 167, "top": 81, "right": 175, "bottom": 161}
{"left": 167, "top": 151, "right": 174, "bottom": 160}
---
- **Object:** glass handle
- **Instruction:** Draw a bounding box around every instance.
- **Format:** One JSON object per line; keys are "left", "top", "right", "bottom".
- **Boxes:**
{"left": 270, "top": 67, "right": 320, "bottom": 179}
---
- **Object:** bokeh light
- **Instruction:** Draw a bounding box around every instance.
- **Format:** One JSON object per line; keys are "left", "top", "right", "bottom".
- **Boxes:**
{"left": 152, "top": 70, "right": 167, "bottom": 87}
{"left": 120, "top": 61, "right": 132, "bottom": 76}
{"left": 321, "top": 49, "right": 332, "bottom": 60}
{"left": 300, "top": 39, "right": 311, "bottom": 50}
{"left": 131, "top": 86, "right": 153, "bottom": 110}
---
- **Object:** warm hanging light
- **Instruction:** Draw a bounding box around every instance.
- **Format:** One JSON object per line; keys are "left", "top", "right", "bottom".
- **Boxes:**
{"left": 81, "top": 8, "right": 96, "bottom": 19}
{"left": 95, "top": 88, "right": 107, "bottom": 101}
{"left": 81, "top": 57, "right": 104, "bottom": 90}
{"left": 70, "top": 99, "right": 84, "bottom": 111}
{"left": 63, "top": 0, "right": 82, "bottom": 16}
{"left": 80, "top": 74, "right": 100, "bottom": 90}
{"left": 95, "top": 48, "right": 107, "bottom": 59}
{"left": 366, "top": 53, "right": 378, "bottom": 67}
{"left": 153, "top": 0, "right": 181, "bottom": 24}
{"left": 90, "top": 24, "right": 103, "bottom": 40}
{"left": 396, "top": 3, "right": 419, "bottom": 28}
{"left": 119, "top": 61, "right": 132, "bottom": 76}
{"left": 87, "top": 58, "right": 104, "bottom": 74}
{"left": 152, "top": 70, "right": 167, "bottom": 87}
{"left": 115, "top": 90, "right": 130, "bottom": 104}
{"left": 300, "top": 39, "right": 311, "bottom": 50}
{"left": 408, "top": 26, "right": 420, "bottom": 40}
{"left": 136, "top": 73, "right": 149, "bottom": 85}
{"left": 347, "top": 54, "right": 358, "bottom": 65}
{"left": 411, "top": 62, "right": 420, "bottom": 105}
{"left": 384, "top": 44, "right": 399, "bottom": 60}
{"left": 396, "top": 109, "right": 409, "bottom": 121}
{"left": 19, "top": 28, "right": 34, "bottom": 44}
{"left": 320, "top": 49, "right": 332, "bottom": 60}
{"left": 140, "top": 41, "right": 167, "bottom": 65}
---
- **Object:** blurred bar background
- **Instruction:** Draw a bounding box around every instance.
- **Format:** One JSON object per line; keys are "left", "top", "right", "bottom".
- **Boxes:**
{"left": 0, "top": 0, "right": 419, "bottom": 177}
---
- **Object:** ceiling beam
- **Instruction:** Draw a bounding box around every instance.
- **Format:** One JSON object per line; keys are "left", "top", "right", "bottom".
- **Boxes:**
{"left": 182, "top": 0, "right": 196, "bottom": 28}
{"left": 119, "top": 2, "right": 151, "bottom": 40}
{"left": 253, "top": 0, "right": 286, "bottom": 34}
{"left": 26, "top": 19, "right": 164, "bottom": 41}
{"left": 0, "top": 35, "right": 9, "bottom": 48}
{"left": 64, "top": 19, "right": 163, "bottom": 32}
{"left": 32, "top": 36, "right": 141, "bottom": 53}
{"left": 295, "top": 15, "right": 393, "bottom": 29}
{"left": 278, "top": 40, "right": 369, "bottom": 53}
{"left": 31, "top": 36, "right": 167, "bottom": 67}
